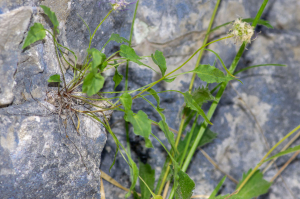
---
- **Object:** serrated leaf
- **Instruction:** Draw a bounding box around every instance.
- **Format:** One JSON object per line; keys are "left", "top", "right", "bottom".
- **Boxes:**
{"left": 22, "top": 23, "right": 46, "bottom": 49}
{"left": 192, "top": 86, "right": 215, "bottom": 105}
{"left": 209, "top": 176, "right": 227, "bottom": 198}
{"left": 120, "top": 45, "right": 148, "bottom": 67}
{"left": 183, "top": 91, "right": 212, "bottom": 125}
{"left": 109, "top": 33, "right": 129, "bottom": 44}
{"left": 236, "top": 169, "right": 272, "bottom": 198}
{"left": 175, "top": 170, "right": 195, "bottom": 199}
{"left": 120, "top": 93, "right": 132, "bottom": 111}
{"left": 151, "top": 50, "right": 167, "bottom": 76}
{"left": 47, "top": 74, "right": 61, "bottom": 83}
{"left": 263, "top": 144, "right": 300, "bottom": 163}
{"left": 40, "top": 5, "right": 59, "bottom": 29}
{"left": 87, "top": 48, "right": 106, "bottom": 70}
{"left": 139, "top": 162, "right": 155, "bottom": 199}
{"left": 147, "top": 88, "right": 164, "bottom": 111}
{"left": 82, "top": 70, "right": 105, "bottom": 96}
{"left": 125, "top": 110, "right": 152, "bottom": 139}
{"left": 193, "top": 65, "right": 235, "bottom": 84}
{"left": 113, "top": 68, "right": 123, "bottom": 89}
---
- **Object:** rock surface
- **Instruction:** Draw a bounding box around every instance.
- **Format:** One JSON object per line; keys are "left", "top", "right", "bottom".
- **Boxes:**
{"left": 0, "top": 5, "right": 109, "bottom": 199}
{"left": 1, "top": 0, "right": 300, "bottom": 199}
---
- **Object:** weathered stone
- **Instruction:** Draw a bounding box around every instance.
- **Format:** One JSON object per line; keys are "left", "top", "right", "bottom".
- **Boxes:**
{"left": 0, "top": 5, "right": 109, "bottom": 199}
{"left": 1, "top": 1, "right": 300, "bottom": 199}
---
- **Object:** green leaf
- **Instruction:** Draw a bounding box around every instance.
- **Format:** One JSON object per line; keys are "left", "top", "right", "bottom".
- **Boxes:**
{"left": 198, "top": 127, "right": 218, "bottom": 147}
{"left": 177, "top": 123, "right": 217, "bottom": 159}
{"left": 158, "top": 120, "right": 176, "bottom": 151}
{"left": 164, "top": 77, "right": 176, "bottom": 83}
{"left": 209, "top": 18, "right": 273, "bottom": 34}
{"left": 236, "top": 169, "right": 272, "bottom": 198}
{"left": 125, "top": 110, "right": 152, "bottom": 139}
{"left": 82, "top": 70, "right": 105, "bottom": 96}
{"left": 109, "top": 33, "right": 129, "bottom": 44}
{"left": 263, "top": 144, "right": 300, "bottom": 163}
{"left": 47, "top": 74, "right": 61, "bottom": 83}
{"left": 139, "top": 162, "right": 155, "bottom": 199}
{"left": 22, "top": 23, "right": 46, "bottom": 49}
{"left": 120, "top": 93, "right": 132, "bottom": 111}
{"left": 40, "top": 5, "right": 59, "bottom": 29}
{"left": 209, "top": 176, "right": 227, "bottom": 198}
{"left": 234, "top": 64, "right": 287, "bottom": 75}
{"left": 113, "top": 68, "right": 123, "bottom": 89}
{"left": 175, "top": 170, "right": 195, "bottom": 199}
{"left": 87, "top": 48, "right": 106, "bottom": 70}
{"left": 144, "top": 137, "right": 154, "bottom": 148}
{"left": 120, "top": 45, "right": 153, "bottom": 70}
{"left": 126, "top": 156, "right": 139, "bottom": 198}
{"left": 151, "top": 50, "right": 167, "bottom": 76}
{"left": 192, "top": 86, "right": 215, "bottom": 105}
{"left": 193, "top": 65, "right": 235, "bottom": 84}
{"left": 147, "top": 88, "right": 164, "bottom": 111}
{"left": 183, "top": 91, "right": 212, "bottom": 125}
{"left": 243, "top": 18, "right": 273, "bottom": 29}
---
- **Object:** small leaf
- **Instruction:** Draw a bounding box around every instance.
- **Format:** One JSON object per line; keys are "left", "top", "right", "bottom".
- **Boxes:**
{"left": 147, "top": 88, "right": 164, "bottom": 111}
{"left": 209, "top": 176, "right": 227, "bottom": 198}
{"left": 120, "top": 93, "right": 132, "bottom": 111}
{"left": 164, "top": 77, "right": 176, "bottom": 83}
{"left": 82, "top": 70, "right": 105, "bottom": 96}
{"left": 120, "top": 45, "right": 148, "bottom": 67}
{"left": 183, "top": 91, "right": 212, "bottom": 125}
{"left": 263, "top": 144, "right": 300, "bottom": 163}
{"left": 125, "top": 110, "right": 152, "bottom": 139}
{"left": 175, "top": 170, "right": 195, "bottom": 199}
{"left": 192, "top": 86, "right": 215, "bottom": 105}
{"left": 151, "top": 50, "right": 167, "bottom": 76}
{"left": 209, "top": 18, "right": 273, "bottom": 34}
{"left": 234, "top": 64, "right": 287, "bottom": 75}
{"left": 40, "top": 5, "right": 59, "bottom": 29}
{"left": 22, "top": 23, "right": 46, "bottom": 49}
{"left": 109, "top": 33, "right": 129, "bottom": 44}
{"left": 139, "top": 162, "right": 155, "bottom": 199}
{"left": 125, "top": 156, "right": 139, "bottom": 198}
{"left": 158, "top": 120, "right": 176, "bottom": 151}
{"left": 236, "top": 169, "right": 272, "bottom": 198}
{"left": 113, "top": 68, "right": 123, "bottom": 89}
{"left": 144, "top": 137, "right": 154, "bottom": 148}
{"left": 193, "top": 64, "right": 235, "bottom": 84}
{"left": 47, "top": 74, "right": 61, "bottom": 83}
{"left": 87, "top": 48, "right": 106, "bottom": 70}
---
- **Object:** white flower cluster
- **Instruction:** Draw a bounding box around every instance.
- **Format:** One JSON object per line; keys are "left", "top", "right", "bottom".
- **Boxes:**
{"left": 229, "top": 18, "right": 254, "bottom": 44}
{"left": 110, "top": 0, "right": 131, "bottom": 11}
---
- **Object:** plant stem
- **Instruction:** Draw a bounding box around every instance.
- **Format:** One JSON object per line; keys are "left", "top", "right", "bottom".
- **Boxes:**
{"left": 125, "top": 0, "right": 139, "bottom": 186}
{"left": 163, "top": 1, "right": 221, "bottom": 197}
{"left": 236, "top": 124, "right": 300, "bottom": 192}
{"left": 89, "top": 10, "right": 113, "bottom": 49}
{"left": 188, "top": 0, "right": 221, "bottom": 93}
{"left": 125, "top": 0, "right": 139, "bottom": 91}
{"left": 158, "top": 117, "right": 186, "bottom": 195}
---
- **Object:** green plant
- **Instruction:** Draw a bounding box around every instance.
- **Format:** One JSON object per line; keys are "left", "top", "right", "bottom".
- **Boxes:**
{"left": 22, "top": 1, "right": 300, "bottom": 198}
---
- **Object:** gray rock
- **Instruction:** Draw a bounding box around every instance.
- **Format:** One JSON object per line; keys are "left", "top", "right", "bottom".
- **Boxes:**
{"left": 1, "top": 1, "right": 300, "bottom": 199}
{"left": 0, "top": 5, "right": 110, "bottom": 199}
